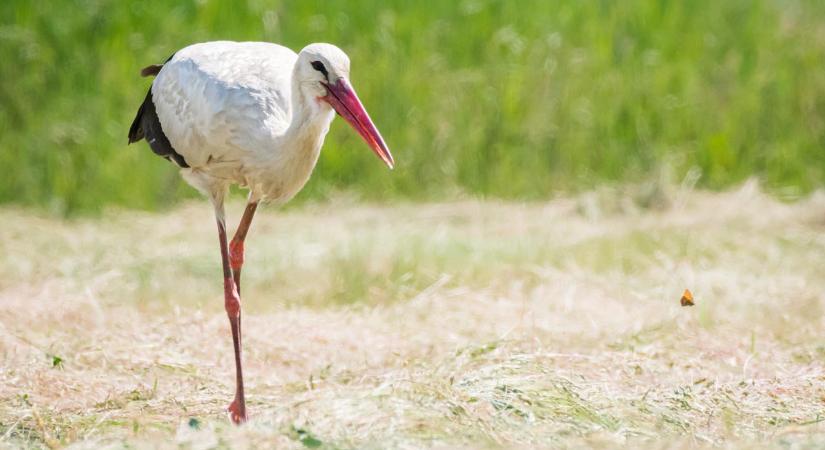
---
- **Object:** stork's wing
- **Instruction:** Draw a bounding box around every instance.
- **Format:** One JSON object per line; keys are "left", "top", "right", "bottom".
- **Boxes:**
{"left": 129, "top": 86, "right": 190, "bottom": 167}
{"left": 128, "top": 54, "right": 191, "bottom": 167}
{"left": 144, "top": 41, "right": 297, "bottom": 169}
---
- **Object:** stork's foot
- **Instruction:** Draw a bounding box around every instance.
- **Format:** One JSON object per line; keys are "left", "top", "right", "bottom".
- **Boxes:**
{"left": 227, "top": 397, "right": 247, "bottom": 424}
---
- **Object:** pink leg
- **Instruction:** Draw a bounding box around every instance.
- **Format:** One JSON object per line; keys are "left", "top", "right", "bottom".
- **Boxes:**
{"left": 216, "top": 213, "right": 246, "bottom": 424}
{"left": 229, "top": 202, "right": 259, "bottom": 296}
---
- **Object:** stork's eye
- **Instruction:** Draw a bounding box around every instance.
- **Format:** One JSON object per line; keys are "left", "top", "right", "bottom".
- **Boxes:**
{"left": 311, "top": 61, "right": 328, "bottom": 77}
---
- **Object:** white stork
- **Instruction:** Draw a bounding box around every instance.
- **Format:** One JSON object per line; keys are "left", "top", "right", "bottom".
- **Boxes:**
{"left": 128, "top": 41, "right": 394, "bottom": 424}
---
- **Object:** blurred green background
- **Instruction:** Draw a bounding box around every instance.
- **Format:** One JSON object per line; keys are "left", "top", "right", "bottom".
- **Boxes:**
{"left": 1, "top": 0, "right": 824, "bottom": 214}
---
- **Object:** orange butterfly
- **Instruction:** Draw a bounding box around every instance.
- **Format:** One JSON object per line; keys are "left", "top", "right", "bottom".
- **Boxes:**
{"left": 680, "top": 289, "right": 694, "bottom": 307}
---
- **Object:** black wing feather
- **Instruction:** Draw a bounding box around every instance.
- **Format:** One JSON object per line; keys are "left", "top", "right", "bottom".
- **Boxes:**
{"left": 127, "top": 54, "right": 189, "bottom": 168}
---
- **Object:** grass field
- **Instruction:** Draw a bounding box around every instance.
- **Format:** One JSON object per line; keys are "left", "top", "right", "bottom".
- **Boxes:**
{"left": 3, "top": 0, "right": 825, "bottom": 213}
{"left": 3, "top": 1, "right": 824, "bottom": 447}
{"left": 0, "top": 182, "right": 823, "bottom": 448}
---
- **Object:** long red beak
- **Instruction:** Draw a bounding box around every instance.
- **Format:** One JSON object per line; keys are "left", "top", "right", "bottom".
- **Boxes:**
{"left": 322, "top": 78, "right": 394, "bottom": 169}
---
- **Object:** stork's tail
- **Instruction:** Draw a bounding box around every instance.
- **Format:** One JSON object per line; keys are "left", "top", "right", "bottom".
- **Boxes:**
{"left": 127, "top": 54, "right": 189, "bottom": 168}
{"left": 128, "top": 58, "right": 169, "bottom": 144}
{"left": 127, "top": 90, "right": 150, "bottom": 144}
{"left": 140, "top": 64, "right": 164, "bottom": 77}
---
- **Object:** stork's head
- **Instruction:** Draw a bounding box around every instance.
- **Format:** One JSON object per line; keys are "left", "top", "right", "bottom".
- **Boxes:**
{"left": 296, "top": 43, "right": 394, "bottom": 169}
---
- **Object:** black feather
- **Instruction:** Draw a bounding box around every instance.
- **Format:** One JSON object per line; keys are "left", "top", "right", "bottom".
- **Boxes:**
{"left": 127, "top": 54, "right": 189, "bottom": 168}
{"left": 128, "top": 88, "right": 190, "bottom": 168}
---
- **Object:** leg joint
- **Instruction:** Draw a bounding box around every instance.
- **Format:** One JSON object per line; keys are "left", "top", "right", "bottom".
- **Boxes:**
{"left": 224, "top": 278, "right": 241, "bottom": 318}
{"left": 229, "top": 239, "right": 244, "bottom": 271}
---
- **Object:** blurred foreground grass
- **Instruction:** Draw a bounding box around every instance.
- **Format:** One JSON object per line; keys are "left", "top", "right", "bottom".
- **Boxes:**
{"left": 2, "top": 0, "right": 825, "bottom": 214}
{"left": 0, "top": 184, "right": 823, "bottom": 448}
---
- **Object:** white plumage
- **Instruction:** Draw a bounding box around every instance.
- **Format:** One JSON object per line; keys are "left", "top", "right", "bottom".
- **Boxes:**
{"left": 128, "top": 41, "right": 393, "bottom": 424}
{"left": 152, "top": 41, "right": 347, "bottom": 204}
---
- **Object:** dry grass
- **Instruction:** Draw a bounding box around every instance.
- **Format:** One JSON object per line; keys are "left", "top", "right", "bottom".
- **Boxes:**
{"left": 1, "top": 181, "right": 824, "bottom": 449}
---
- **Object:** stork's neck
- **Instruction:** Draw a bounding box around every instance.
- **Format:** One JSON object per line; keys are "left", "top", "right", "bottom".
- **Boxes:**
{"left": 283, "top": 69, "right": 334, "bottom": 145}
{"left": 250, "top": 71, "right": 335, "bottom": 204}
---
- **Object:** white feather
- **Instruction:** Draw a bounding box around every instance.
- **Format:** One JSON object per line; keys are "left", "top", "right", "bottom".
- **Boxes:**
{"left": 151, "top": 41, "right": 345, "bottom": 204}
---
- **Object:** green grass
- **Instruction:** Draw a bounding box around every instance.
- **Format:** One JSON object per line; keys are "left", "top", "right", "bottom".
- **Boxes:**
{"left": 2, "top": 0, "right": 825, "bottom": 214}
